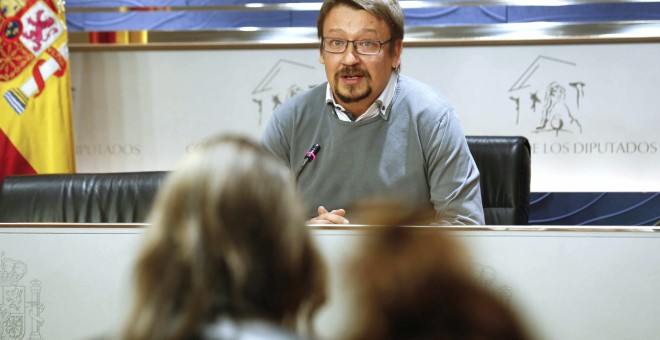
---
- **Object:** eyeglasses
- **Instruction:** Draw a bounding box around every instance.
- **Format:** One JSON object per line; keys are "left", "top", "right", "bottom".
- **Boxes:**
{"left": 322, "top": 37, "right": 392, "bottom": 55}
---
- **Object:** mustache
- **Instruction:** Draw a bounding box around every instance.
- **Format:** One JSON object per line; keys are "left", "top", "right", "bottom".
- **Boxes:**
{"left": 336, "top": 67, "right": 370, "bottom": 79}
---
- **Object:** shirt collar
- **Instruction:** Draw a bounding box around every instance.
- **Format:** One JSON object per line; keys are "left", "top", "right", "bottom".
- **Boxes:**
{"left": 325, "top": 71, "right": 399, "bottom": 122}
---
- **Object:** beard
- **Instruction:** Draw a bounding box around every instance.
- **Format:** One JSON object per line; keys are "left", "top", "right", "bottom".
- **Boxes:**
{"left": 334, "top": 67, "right": 372, "bottom": 103}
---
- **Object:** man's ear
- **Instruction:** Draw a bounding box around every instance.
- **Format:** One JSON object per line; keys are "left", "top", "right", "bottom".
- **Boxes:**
{"left": 391, "top": 39, "right": 403, "bottom": 70}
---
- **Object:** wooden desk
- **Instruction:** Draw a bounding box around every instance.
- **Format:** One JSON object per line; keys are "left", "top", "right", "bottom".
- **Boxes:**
{"left": 1, "top": 224, "right": 658, "bottom": 340}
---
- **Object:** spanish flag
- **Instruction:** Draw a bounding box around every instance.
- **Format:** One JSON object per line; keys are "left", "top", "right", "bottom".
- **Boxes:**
{"left": 1, "top": 0, "right": 75, "bottom": 181}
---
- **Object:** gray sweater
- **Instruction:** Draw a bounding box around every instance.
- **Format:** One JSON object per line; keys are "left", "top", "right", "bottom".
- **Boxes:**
{"left": 262, "top": 75, "right": 484, "bottom": 225}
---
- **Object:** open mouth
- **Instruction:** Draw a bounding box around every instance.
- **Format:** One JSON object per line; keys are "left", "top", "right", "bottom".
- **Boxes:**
{"left": 338, "top": 67, "right": 367, "bottom": 81}
{"left": 342, "top": 74, "right": 363, "bottom": 79}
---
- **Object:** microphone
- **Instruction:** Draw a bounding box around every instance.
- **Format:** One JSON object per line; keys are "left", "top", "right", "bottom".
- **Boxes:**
{"left": 295, "top": 144, "right": 321, "bottom": 181}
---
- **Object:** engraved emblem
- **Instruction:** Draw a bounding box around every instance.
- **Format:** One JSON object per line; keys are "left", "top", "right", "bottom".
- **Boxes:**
{"left": 508, "top": 55, "right": 586, "bottom": 136}
{"left": 0, "top": 252, "right": 45, "bottom": 340}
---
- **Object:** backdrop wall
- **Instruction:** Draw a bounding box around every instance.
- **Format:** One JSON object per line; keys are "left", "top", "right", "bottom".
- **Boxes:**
{"left": 70, "top": 43, "right": 660, "bottom": 193}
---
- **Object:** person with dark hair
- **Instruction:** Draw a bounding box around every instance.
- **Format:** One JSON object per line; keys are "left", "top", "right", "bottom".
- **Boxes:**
{"left": 121, "top": 134, "right": 326, "bottom": 339}
{"left": 262, "top": 0, "right": 484, "bottom": 225}
{"left": 343, "top": 199, "right": 533, "bottom": 339}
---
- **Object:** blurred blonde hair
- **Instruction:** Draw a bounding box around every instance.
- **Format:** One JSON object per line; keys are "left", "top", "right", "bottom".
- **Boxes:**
{"left": 122, "top": 134, "right": 326, "bottom": 340}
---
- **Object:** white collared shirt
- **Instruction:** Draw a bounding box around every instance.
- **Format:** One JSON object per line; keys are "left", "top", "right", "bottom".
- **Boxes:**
{"left": 325, "top": 71, "right": 399, "bottom": 122}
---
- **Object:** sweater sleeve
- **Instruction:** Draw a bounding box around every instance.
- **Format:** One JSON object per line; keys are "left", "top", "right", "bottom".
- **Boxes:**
{"left": 425, "top": 108, "right": 485, "bottom": 225}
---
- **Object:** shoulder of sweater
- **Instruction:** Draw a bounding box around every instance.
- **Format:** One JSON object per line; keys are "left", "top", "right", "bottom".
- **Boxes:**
{"left": 394, "top": 75, "right": 454, "bottom": 118}
{"left": 397, "top": 74, "right": 451, "bottom": 104}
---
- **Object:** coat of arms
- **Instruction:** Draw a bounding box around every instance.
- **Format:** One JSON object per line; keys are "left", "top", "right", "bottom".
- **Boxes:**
{"left": 1, "top": 0, "right": 68, "bottom": 114}
{"left": 0, "top": 251, "right": 45, "bottom": 340}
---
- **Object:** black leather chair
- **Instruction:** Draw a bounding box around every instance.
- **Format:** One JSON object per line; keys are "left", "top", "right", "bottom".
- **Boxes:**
{"left": 0, "top": 171, "right": 167, "bottom": 223}
{"left": 0, "top": 137, "right": 530, "bottom": 225}
{"left": 467, "top": 136, "right": 531, "bottom": 225}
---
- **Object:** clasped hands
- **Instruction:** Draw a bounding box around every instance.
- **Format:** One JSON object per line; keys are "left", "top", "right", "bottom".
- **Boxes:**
{"left": 308, "top": 206, "right": 349, "bottom": 224}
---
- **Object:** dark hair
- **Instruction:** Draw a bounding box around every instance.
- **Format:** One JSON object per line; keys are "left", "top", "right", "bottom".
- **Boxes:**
{"left": 345, "top": 199, "right": 533, "bottom": 340}
{"left": 122, "top": 134, "right": 326, "bottom": 339}
{"left": 317, "top": 0, "right": 404, "bottom": 55}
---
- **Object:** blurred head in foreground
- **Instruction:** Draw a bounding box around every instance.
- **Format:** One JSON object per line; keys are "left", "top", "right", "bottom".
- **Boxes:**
{"left": 122, "top": 134, "right": 326, "bottom": 339}
{"left": 345, "top": 198, "right": 532, "bottom": 340}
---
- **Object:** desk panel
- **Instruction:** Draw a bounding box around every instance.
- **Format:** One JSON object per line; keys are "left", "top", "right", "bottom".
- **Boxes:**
{"left": 312, "top": 227, "right": 660, "bottom": 340}
{"left": 0, "top": 224, "right": 658, "bottom": 340}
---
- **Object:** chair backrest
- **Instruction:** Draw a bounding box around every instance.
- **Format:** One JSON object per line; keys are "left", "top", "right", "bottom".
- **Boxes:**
{"left": 0, "top": 171, "right": 168, "bottom": 223}
{"left": 0, "top": 138, "right": 530, "bottom": 225}
{"left": 466, "top": 136, "right": 531, "bottom": 225}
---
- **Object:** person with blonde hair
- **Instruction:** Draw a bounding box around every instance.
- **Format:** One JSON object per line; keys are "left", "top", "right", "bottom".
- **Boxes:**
{"left": 121, "top": 134, "right": 326, "bottom": 340}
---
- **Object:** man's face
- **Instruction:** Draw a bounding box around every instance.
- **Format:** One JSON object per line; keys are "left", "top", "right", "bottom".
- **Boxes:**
{"left": 320, "top": 5, "right": 402, "bottom": 115}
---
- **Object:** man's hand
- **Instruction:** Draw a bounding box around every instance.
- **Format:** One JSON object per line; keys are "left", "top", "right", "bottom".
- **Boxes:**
{"left": 309, "top": 206, "right": 349, "bottom": 224}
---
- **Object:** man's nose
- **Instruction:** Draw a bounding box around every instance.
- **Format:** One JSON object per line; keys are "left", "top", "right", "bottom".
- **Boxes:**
{"left": 341, "top": 43, "right": 360, "bottom": 65}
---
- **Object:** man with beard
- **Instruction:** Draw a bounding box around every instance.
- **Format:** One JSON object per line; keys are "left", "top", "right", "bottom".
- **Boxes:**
{"left": 261, "top": 0, "right": 484, "bottom": 225}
